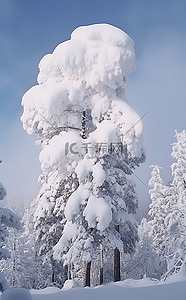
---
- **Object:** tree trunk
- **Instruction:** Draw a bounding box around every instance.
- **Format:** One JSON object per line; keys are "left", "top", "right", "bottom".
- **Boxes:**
{"left": 67, "top": 263, "right": 72, "bottom": 280}
{"left": 100, "top": 267, "right": 103, "bottom": 285}
{"left": 114, "top": 225, "right": 121, "bottom": 282}
{"left": 51, "top": 270, "right": 55, "bottom": 284}
{"left": 100, "top": 244, "right": 103, "bottom": 285}
{"left": 51, "top": 258, "right": 55, "bottom": 284}
{"left": 83, "top": 261, "right": 91, "bottom": 287}
{"left": 82, "top": 110, "right": 86, "bottom": 139}
{"left": 12, "top": 230, "right": 16, "bottom": 287}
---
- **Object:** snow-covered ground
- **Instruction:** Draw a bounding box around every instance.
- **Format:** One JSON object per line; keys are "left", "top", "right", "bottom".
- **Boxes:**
{"left": 1, "top": 276, "right": 185, "bottom": 300}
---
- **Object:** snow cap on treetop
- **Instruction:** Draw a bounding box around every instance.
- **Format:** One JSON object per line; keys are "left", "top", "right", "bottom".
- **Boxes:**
{"left": 71, "top": 23, "right": 134, "bottom": 50}
{"left": 21, "top": 24, "right": 137, "bottom": 137}
{"left": 37, "top": 23, "right": 135, "bottom": 87}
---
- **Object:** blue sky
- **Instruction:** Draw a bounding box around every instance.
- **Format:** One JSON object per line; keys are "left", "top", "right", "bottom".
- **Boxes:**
{"left": 0, "top": 0, "right": 186, "bottom": 214}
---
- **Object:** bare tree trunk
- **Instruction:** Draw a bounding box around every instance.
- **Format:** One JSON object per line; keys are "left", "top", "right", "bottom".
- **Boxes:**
{"left": 99, "top": 244, "right": 103, "bottom": 285}
{"left": 83, "top": 261, "right": 91, "bottom": 287}
{"left": 67, "top": 263, "right": 72, "bottom": 280}
{"left": 114, "top": 225, "right": 121, "bottom": 282}
{"left": 100, "top": 267, "right": 103, "bottom": 285}
{"left": 64, "top": 264, "right": 68, "bottom": 281}
{"left": 51, "top": 258, "right": 55, "bottom": 284}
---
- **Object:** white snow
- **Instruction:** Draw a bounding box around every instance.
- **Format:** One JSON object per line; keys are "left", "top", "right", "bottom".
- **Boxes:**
{"left": 87, "top": 99, "right": 143, "bottom": 158}
{"left": 64, "top": 185, "right": 84, "bottom": 220}
{"left": 0, "top": 273, "right": 9, "bottom": 292}
{"left": 91, "top": 162, "right": 106, "bottom": 187}
{"left": 111, "top": 99, "right": 143, "bottom": 157}
{"left": 1, "top": 276, "right": 185, "bottom": 300}
{"left": 62, "top": 279, "right": 81, "bottom": 290}
{"left": 75, "top": 158, "right": 92, "bottom": 183}
{"left": 1, "top": 288, "right": 32, "bottom": 300}
{"left": 31, "top": 287, "right": 60, "bottom": 295}
{"left": 39, "top": 131, "right": 82, "bottom": 177}
{"left": 32, "top": 277, "right": 186, "bottom": 300}
{"left": 53, "top": 221, "right": 77, "bottom": 262}
{"left": 88, "top": 120, "right": 119, "bottom": 149}
{"left": 83, "top": 195, "right": 112, "bottom": 231}
{"left": 75, "top": 158, "right": 106, "bottom": 187}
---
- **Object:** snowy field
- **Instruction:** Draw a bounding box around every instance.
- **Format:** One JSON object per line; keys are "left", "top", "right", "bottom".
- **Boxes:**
{"left": 1, "top": 276, "right": 186, "bottom": 300}
{"left": 30, "top": 277, "right": 186, "bottom": 300}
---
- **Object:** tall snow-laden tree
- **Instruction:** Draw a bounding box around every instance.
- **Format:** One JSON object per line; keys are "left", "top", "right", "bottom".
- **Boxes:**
{"left": 21, "top": 24, "right": 145, "bottom": 286}
{"left": 148, "top": 165, "right": 168, "bottom": 276}
{"left": 0, "top": 164, "right": 21, "bottom": 291}
{"left": 164, "top": 130, "right": 186, "bottom": 277}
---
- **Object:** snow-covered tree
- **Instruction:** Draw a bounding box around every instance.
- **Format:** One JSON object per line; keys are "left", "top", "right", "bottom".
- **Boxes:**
{"left": 21, "top": 24, "right": 145, "bottom": 286}
{"left": 20, "top": 205, "right": 55, "bottom": 289}
{"left": 148, "top": 165, "right": 168, "bottom": 275}
{"left": 0, "top": 166, "right": 21, "bottom": 291}
{"left": 0, "top": 204, "right": 53, "bottom": 289}
{"left": 123, "top": 218, "right": 162, "bottom": 280}
{"left": 171, "top": 130, "right": 186, "bottom": 206}
{"left": 164, "top": 130, "right": 186, "bottom": 277}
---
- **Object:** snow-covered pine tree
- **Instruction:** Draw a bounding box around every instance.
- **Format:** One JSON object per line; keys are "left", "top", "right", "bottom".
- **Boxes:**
{"left": 20, "top": 205, "right": 53, "bottom": 289}
{"left": 21, "top": 24, "right": 145, "bottom": 286}
{"left": 148, "top": 165, "right": 168, "bottom": 276}
{"left": 163, "top": 181, "right": 178, "bottom": 278}
{"left": 0, "top": 163, "right": 21, "bottom": 291}
{"left": 1, "top": 203, "right": 53, "bottom": 289}
{"left": 51, "top": 25, "right": 145, "bottom": 285}
{"left": 123, "top": 218, "right": 162, "bottom": 280}
{"left": 0, "top": 203, "right": 26, "bottom": 288}
{"left": 164, "top": 130, "right": 186, "bottom": 277}
{"left": 171, "top": 130, "right": 186, "bottom": 209}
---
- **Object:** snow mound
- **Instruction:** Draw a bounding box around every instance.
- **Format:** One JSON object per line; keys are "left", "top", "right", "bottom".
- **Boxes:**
{"left": 62, "top": 279, "right": 81, "bottom": 290}
{"left": 30, "top": 287, "right": 61, "bottom": 294}
{"left": 0, "top": 273, "right": 9, "bottom": 292}
{"left": 2, "top": 288, "right": 32, "bottom": 300}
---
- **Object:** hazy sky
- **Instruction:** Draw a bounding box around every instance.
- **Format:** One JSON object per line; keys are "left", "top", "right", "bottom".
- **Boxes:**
{"left": 0, "top": 0, "right": 186, "bottom": 215}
